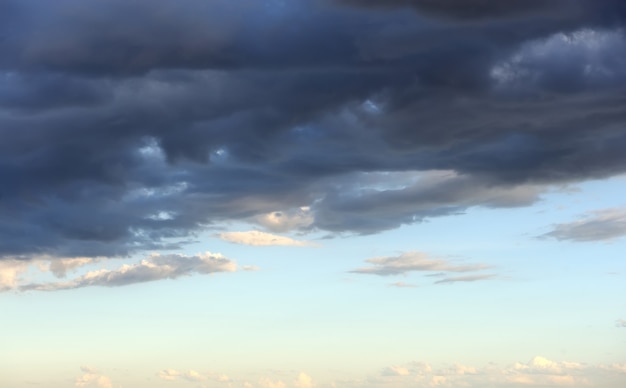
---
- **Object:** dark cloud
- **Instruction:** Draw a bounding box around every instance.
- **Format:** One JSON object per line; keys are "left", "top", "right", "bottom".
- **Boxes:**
{"left": 333, "top": 0, "right": 570, "bottom": 21}
{"left": 542, "top": 208, "right": 626, "bottom": 242}
{"left": 1, "top": 0, "right": 626, "bottom": 261}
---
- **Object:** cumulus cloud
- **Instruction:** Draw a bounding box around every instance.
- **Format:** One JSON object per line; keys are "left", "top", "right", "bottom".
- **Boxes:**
{"left": 542, "top": 208, "right": 626, "bottom": 242}
{"left": 351, "top": 251, "right": 490, "bottom": 276}
{"left": 371, "top": 356, "right": 626, "bottom": 388}
{"left": 219, "top": 231, "right": 316, "bottom": 247}
{"left": 293, "top": 372, "right": 315, "bottom": 388}
{"left": 75, "top": 367, "right": 114, "bottom": 388}
{"left": 1, "top": 0, "right": 626, "bottom": 264}
{"left": 20, "top": 252, "right": 237, "bottom": 292}
{"left": 258, "top": 377, "right": 287, "bottom": 388}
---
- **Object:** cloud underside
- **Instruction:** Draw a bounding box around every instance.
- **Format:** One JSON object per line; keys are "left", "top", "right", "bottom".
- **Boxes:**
{"left": 1, "top": 0, "right": 626, "bottom": 261}
{"left": 15, "top": 252, "right": 237, "bottom": 292}
{"left": 352, "top": 251, "right": 495, "bottom": 285}
{"left": 219, "top": 230, "right": 315, "bottom": 247}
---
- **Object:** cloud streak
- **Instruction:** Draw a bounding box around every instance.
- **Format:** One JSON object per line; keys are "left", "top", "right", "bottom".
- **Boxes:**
{"left": 542, "top": 208, "right": 626, "bottom": 242}
{"left": 19, "top": 252, "right": 237, "bottom": 292}
{"left": 219, "top": 231, "right": 316, "bottom": 247}
{"left": 434, "top": 274, "right": 498, "bottom": 284}
{"left": 351, "top": 251, "right": 490, "bottom": 276}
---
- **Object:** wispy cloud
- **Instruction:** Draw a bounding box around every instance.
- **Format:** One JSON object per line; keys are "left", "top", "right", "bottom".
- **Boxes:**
{"left": 616, "top": 319, "right": 626, "bottom": 328}
{"left": 542, "top": 208, "right": 626, "bottom": 242}
{"left": 219, "top": 231, "right": 316, "bottom": 247}
{"left": 435, "top": 274, "right": 498, "bottom": 285}
{"left": 20, "top": 252, "right": 237, "bottom": 292}
{"left": 351, "top": 251, "right": 490, "bottom": 276}
{"left": 388, "top": 281, "right": 418, "bottom": 288}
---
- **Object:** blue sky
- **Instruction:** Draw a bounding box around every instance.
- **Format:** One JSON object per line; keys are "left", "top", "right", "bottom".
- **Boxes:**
{"left": 1, "top": 1, "right": 626, "bottom": 387}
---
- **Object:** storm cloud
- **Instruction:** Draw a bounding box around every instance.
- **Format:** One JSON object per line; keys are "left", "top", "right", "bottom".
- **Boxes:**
{"left": 2, "top": 0, "right": 626, "bottom": 262}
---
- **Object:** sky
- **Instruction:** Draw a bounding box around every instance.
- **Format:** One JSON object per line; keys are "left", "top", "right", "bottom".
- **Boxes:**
{"left": 1, "top": 0, "right": 626, "bottom": 387}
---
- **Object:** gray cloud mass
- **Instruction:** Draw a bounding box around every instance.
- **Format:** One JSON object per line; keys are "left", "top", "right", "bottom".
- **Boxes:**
{"left": 2, "top": 0, "right": 626, "bottom": 262}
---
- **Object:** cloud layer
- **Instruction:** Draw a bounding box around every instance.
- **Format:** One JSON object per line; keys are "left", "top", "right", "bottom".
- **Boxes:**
{"left": 2, "top": 0, "right": 626, "bottom": 262}
{"left": 151, "top": 357, "right": 626, "bottom": 387}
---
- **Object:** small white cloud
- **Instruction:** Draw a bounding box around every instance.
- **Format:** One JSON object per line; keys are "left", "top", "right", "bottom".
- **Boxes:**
{"left": 351, "top": 251, "right": 490, "bottom": 276}
{"left": 183, "top": 370, "right": 206, "bottom": 382}
{"left": 158, "top": 369, "right": 180, "bottom": 381}
{"left": 382, "top": 366, "right": 410, "bottom": 376}
{"left": 294, "top": 372, "right": 315, "bottom": 388}
{"left": 0, "top": 259, "right": 30, "bottom": 291}
{"left": 219, "top": 230, "right": 316, "bottom": 247}
{"left": 75, "top": 367, "right": 114, "bottom": 388}
{"left": 616, "top": 319, "right": 626, "bottom": 328}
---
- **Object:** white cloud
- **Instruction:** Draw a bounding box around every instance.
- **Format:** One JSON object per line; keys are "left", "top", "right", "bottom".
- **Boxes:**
{"left": 20, "top": 252, "right": 237, "bottom": 291}
{"left": 616, "top": 319, "right": 626, "bottom": 328}
{"left": 157, "top": 369, "right": 231, "bottom": 384}
{"left": 219, "top": 230, "right": 316, "bottom": 247}
{"left": 543, "top": 208, "right": 626, "bottom": 242}
{"left": 372, "top": 356, "right": 624, "bottom": 387}
{"left": 183, "top": 370, "right": 206, "bottom": 382}
{"left": 351, "top": 251, "right": 490, "bottom": 276}
{"left": 0, "top": 259, "right": 30, "bottom": 291}
{"left": 158, "top": 369, "right": 181, "bottom": 381}
{"left": 381, "top": 366, "right": 410, "bottom": 376}
{"left": 294, "top": 372, "right": 315, "bottom": 388}
{"left": 75, "top": 367, "right": 114, "bottom": 388}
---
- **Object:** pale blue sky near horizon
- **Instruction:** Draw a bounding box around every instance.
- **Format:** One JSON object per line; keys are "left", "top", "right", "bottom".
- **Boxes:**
{"left": 2, "top": 175, "right": 625, "bottom": 387}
